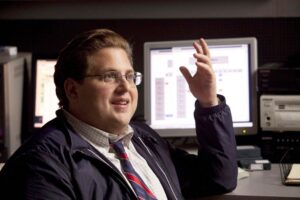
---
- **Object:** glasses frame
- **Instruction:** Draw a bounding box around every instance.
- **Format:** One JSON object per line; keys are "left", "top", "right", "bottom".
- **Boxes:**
{"left": 84, "top": 71, "right": 143, "bottom": 86}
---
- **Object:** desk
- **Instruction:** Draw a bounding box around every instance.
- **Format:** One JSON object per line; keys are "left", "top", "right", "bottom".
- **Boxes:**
{"left": 197, "top": 164, "right": 300, "bottom": 200}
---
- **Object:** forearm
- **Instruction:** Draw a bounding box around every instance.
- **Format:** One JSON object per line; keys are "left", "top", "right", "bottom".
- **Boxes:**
{"left": 194, "top": 95, "right": 237, "bottom": 193}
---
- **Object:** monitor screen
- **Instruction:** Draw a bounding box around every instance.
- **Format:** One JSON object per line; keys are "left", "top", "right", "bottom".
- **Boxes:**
{"left": 34, "top": 59, "right": 59, "bottom": 128}
{"left": 144, "top": 37, "right": 258, "bottom": 137}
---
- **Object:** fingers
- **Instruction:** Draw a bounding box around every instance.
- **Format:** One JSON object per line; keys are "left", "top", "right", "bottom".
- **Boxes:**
{"left": 194, "top": 54, "right": 211, "bottom": 66}
{"left": 193, "top": 38, "right": 212, "bottom": 68}
{"left": 194, "top": 61, "right": 214, "bottom": 80}
{"left": 199, "top": 38, "right": 210, "bottom": 58}
{"left": 179, "top": 38, "right": 212, "bottom": 81}
{"left": 193, "top": 40, "right": 203, "bottom": 54}
{"left": 179, "top": 66, "right": 192, "bottom": 84}
{"left": 193, "top": 38, "right": 210, "bottom": 58}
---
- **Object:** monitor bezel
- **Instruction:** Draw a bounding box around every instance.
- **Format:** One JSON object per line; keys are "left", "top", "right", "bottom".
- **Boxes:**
{"left": 144, "top": 37, "right": 258, "bottom": 137}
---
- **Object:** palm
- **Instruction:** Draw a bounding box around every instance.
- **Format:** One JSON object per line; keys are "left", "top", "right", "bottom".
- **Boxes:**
{"left": 180, "top": 39, "right": 218, "bottom": 107}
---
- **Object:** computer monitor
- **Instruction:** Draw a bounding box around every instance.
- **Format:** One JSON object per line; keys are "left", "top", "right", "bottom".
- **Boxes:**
{"left": 33, "top": 59, "right": 59, "bottom": 128}
{"left": 144, "top": 37, "right": 258, "bottom": 137}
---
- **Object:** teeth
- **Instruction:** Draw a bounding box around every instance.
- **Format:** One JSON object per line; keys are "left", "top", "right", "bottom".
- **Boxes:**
{"left": 114, "top": 100, "right": 128, "bottom": 105}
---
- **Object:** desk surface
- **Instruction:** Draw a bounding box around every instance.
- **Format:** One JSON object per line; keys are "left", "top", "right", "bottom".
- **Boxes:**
{"left": 231, "top": 164, "right": 299, "bottom": 198}
{"left": 198, "top": 164, "right": 300, "bottom": 200}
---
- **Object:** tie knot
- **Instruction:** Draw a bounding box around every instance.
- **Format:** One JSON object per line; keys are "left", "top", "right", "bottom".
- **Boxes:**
{"left": 110, "top": 140, "right": 127, "bottom": 157}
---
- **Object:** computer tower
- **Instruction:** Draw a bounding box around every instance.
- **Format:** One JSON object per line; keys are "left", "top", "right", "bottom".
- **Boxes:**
{"left": 0, "top": 53, "right": 32, "bottom": 161}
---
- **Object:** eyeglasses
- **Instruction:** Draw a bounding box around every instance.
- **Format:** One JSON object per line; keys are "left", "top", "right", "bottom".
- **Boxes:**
{"left": 84, "top": 71, "right": 142, "bottom": 86}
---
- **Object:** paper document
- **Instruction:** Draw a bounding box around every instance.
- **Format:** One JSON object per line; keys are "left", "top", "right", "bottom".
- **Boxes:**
{"left": 287, "top": 164, "right": 300, "bottom": 180}
{"left": 238, "top": 167, "right": 249, "bottom": 180}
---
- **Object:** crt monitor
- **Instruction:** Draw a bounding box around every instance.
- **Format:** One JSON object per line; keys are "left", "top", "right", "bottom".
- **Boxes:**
{"left": 34, "top": 59, "right": 59, "bottom": 128}
{"left": 144, "top": 37, "right": 258, "bottom": 137}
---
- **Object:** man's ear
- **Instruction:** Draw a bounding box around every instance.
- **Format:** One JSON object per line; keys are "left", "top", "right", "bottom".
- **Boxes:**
{"left": 64, "top": 78, "right": 78, "bottom": 100}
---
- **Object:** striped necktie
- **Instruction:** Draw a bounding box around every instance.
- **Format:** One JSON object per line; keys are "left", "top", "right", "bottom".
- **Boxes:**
{"left": 110, "top": 140, "right": 157, "bottom": 200}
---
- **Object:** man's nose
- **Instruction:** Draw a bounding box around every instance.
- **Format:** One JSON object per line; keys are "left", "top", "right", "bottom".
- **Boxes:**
{"left": 116, "top": 76, "right": 131, "bottom": 90}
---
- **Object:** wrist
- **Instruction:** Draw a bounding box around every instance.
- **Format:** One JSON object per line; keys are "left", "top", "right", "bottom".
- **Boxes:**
{"left": 199, "top": 96, "right": 219, "bottom": 107}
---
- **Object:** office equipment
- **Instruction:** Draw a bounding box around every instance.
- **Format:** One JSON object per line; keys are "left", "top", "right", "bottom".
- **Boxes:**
{"left": 258, "top": 63, "right": 300, "bottom": 94}
{"left": 33, "top": 59, "right": 59, "bottom": 128}
{"left": 237, "top": 145, "right": 271, "bottom": 171}
{"left": 144, "top": 37, "right": 258, "bottom": 137}
{"left": 260, "top": 95, "right": 300, "bottom": 132}
{"left": 0, "top": 53, "right": 31, "bottom": 161}
{"left": 261, "top": 131, "right": 300, "bottom": 163}
{"left": 258, "top": 61, "right": 300, "bottom": 163}
{"left": 185, "top": 145, "right": 251, "bottom": 180}
{"left": 248, "top": 159, "right": 271, "bottom": 170}
{"left": 0, "top": 46, "right": 17, "bottom": 56}
{"left": 237, "top": 145, "right": 262, "bottom": 159}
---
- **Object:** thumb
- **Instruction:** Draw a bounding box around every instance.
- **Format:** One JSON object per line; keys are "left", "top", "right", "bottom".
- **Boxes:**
{"left": 179, "top": 66, "right": 192, "bottom": 85}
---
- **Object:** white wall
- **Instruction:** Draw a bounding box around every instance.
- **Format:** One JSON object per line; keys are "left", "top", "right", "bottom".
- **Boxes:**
{"left": 0, "top": 0, "right": 300, "bottom": 19}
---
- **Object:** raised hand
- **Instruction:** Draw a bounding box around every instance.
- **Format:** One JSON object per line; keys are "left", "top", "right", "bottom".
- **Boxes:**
{"left": 179, "top": 38, "right": 218, "bottom": 107}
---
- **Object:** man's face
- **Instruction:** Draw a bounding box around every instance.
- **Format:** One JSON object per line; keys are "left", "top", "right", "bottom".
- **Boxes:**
{"left": 66, "top": 47, "right": 138, "bottom": 134}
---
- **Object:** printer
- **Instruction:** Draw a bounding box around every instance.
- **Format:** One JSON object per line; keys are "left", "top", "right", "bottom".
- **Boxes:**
{"left": 258, "top": 59, "right": 300, "bottom": 162}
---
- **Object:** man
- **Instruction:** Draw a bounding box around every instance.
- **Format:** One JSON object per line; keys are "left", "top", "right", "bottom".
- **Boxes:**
{"left": 0, "top": 29, "right": 237, "bottom": 199}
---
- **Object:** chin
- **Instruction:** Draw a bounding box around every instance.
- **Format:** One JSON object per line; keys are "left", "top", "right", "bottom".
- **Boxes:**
{"left": 118, "top": 118, "right": 131, "bottom": 126}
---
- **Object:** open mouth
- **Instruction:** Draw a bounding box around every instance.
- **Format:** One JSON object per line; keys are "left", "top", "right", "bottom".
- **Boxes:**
{"left": 111, "top": 99, "right": 129, "bottom": 106}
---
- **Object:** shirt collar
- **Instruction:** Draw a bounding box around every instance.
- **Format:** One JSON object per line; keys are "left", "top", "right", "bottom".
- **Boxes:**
{"left": 62, "top": 109, "right": 134, "bottom": 148}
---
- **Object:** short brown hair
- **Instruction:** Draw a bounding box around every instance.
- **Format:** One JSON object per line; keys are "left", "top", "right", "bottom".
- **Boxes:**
{"left": 54, "top": 29, "right": 133, "bottom": 109}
